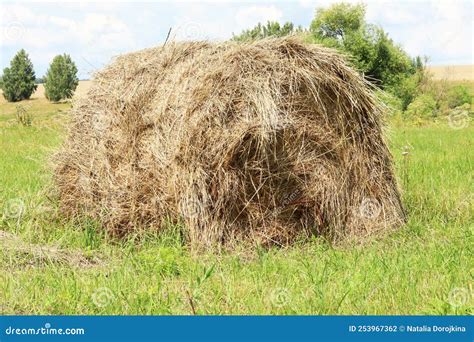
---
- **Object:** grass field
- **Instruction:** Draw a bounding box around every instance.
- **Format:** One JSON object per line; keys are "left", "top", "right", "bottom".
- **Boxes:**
{"left": 0, "top": 93, "right": 472, "bottom": 315}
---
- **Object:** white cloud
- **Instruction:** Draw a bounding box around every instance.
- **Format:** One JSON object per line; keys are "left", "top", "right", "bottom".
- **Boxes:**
{"left": 365, "top": 1, "right": 472, "bottom": 64}
{"left": 0, "top": 4, "right": 37, "bottom": 23}
{"left": 425, "top": 1, "right": 472, "bottom": 60}
{"left": 172, "top": 16, "right": 220, "bottom": 41}
{"left": 78, "top": 13, "right": 134, "bottom": 51}
{"left": 234, "top": 5, "right": 283, "bottom": 32}
{"left": 0, "top": 3, "right": 135, "bottom": 78}
{"left": 1, "top": 3, "right": 134, "bottom": 52}
{"left": 365, "top": 3, "right": 419, "bottom": 26}
{"left": 0, "top": 4, "right": 46, "bottom": 46}
{"left": 298, "top": 0, "right": 317, "bottom": 9}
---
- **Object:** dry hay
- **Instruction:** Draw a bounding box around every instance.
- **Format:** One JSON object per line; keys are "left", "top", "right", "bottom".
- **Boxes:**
{"left": 0, "top": 230, "right": 103, "bottom": 267}
{"left": 54, "top": 37, "right": 405, "bottom": 249}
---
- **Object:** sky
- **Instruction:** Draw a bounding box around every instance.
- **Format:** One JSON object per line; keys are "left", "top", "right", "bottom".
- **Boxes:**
{"left": 1, "top": 0, "right": 473, "bottom": 79}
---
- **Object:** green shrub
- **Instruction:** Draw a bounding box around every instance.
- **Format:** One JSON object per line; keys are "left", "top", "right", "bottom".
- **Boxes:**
{"left": 0, "top": 49, "right": 37, "bottom": 102}
{"left": 390, "top": 74, "right": 419, "bottom": 111}
{"left": 446, "top": 85, "right": 471, "bottom": 109}
{"left": 406, "top": 94, "right": 438, "bottom": 118}
{"left": 44, "top": 54, "right": 79, "bottom": 102}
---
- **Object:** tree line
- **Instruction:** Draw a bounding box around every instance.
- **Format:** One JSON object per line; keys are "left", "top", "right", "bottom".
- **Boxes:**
{"left": 1, "top": 2, "right": 470, "bottom": 115}
{"left": 0, "top": 50, "right": 78, "bottom": 103}
{"left": 233, "top": 3, "right": 471, "bottom": 118}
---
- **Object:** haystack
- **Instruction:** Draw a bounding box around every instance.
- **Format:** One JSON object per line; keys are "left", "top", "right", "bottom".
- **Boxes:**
{"left": 54, "top": 37, "right": 405, "bottom": 248}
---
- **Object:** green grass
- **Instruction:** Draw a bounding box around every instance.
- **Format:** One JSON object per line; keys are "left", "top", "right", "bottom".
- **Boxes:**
{"left": 0, "top": 101, "right": 472, "bottom": 315}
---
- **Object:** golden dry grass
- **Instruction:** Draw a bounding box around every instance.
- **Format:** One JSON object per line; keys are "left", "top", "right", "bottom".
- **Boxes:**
{"left": 0, "top": 230, "right": 103, "bottom": 268}
{"left": 0, "top": 80, "right": 93, "bottom": 105}
{"left": 0, "top": 81, "right": 92, "bottom": 120}
{"left": 427, "top": 65, "right": 474, "bottom": 81}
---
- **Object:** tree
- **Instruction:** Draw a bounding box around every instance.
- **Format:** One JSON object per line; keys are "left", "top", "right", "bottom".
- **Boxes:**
{"left": 233, "top": 21, "right": 299, "bottom": 41}
{"left": 390, "top": 57, "right": 430, "bottom": 111}
{"left": 310, "top": 3, "right": 416, "bottom": 89}
{"left": 0, "top": 49, "right": 37, "bottom": 102}
{"left": 232, "top": 2, "right": 425, "bottom": 110}
{"left": 44, "top": 54, "right": 79, "bottom": 102}
{"left": 310, "top": 2, "right": 365, "bottom": 40}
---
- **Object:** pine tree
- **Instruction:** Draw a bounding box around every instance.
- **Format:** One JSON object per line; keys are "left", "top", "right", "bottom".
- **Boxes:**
{"left": 0, "top": 49, "right": 37, "bottom": 102}
{"left": 44, "top": 54, "right": 79, "bottom": 102}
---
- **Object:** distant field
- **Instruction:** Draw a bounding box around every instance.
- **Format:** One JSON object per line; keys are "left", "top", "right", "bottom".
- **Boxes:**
{"left": 0, "top": 80, "right": 92, "bottom": 117}
{"left": 0, "top": 80, "right": 92, "bottom": 105}
{"left": 427, "top": 65, "right": 474, "bottom": 81}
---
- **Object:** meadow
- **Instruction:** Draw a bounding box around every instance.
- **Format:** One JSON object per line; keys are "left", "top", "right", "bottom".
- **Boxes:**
{"left": 0, "top": 84, "right": 472, "bottom": 315}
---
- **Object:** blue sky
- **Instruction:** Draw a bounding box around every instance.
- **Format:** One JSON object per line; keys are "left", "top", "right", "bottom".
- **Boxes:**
{"left": 1, "top": 0, "right": 473, "bottom": 79}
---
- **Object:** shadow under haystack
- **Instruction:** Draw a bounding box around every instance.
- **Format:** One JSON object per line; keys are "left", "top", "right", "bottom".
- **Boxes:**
{"left": 54, "top": 37, "right": 405, "bottom": 248}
